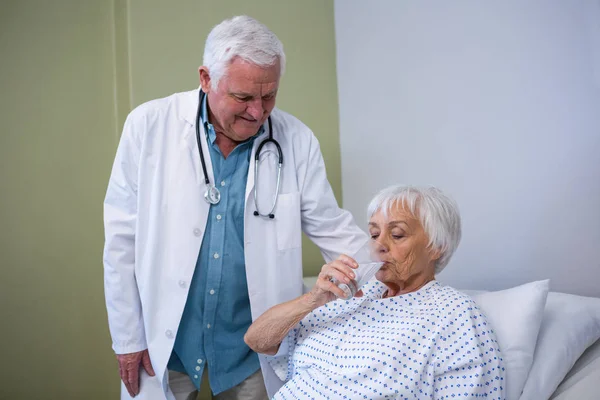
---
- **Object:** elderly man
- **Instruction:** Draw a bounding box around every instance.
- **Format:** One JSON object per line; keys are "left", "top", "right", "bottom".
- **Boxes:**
{"left": 103, "top": 15, "right": 366, "bottom": 400}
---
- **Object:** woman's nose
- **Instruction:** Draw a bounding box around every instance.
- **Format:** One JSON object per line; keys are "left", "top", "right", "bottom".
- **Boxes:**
{"left": 373, "top": 239, "right": 389, "bottom": 255}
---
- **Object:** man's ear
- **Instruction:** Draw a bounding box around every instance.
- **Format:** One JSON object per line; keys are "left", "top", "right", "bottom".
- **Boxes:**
{"left": 199, "top": 66, "right": 211, "bottom": 93}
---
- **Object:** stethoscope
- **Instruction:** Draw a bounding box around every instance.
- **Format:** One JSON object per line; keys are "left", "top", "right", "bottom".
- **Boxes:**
{"left": 195, "top": 89, "right": 283, "bottom": 218}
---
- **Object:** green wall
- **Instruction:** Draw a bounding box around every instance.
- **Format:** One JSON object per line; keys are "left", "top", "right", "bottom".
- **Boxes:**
{"left": 0, "top": 1, "right": 340, "bottom": 398}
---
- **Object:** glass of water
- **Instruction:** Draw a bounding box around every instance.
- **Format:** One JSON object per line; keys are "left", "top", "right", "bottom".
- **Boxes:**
{"left": 333, "top": 239, "right": 385, "bottom": 300}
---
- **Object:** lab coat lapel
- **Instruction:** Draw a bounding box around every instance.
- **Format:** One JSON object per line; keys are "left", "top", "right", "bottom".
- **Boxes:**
{"left": 180, "top": 89, "right": 215, "bottom": 188}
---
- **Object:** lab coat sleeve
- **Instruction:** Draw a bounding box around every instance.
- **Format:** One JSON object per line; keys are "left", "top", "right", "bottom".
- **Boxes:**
{"left": 297, "top": 132, "right": 368, "bottom": 262}
{"left": 103, "top": 112, "right": 147, "bottom": 355}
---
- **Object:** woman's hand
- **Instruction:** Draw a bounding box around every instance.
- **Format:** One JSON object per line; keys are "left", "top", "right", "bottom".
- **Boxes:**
{"left": 308, "top": 254, "right": 361, "bottom": 307}
{"left": 245, "top": 255, "right": 361, "bottom": 355}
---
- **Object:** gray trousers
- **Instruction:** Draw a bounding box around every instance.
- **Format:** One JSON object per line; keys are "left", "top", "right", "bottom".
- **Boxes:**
{"left": 168, "top": 369, "right": 268, "bottom": 400}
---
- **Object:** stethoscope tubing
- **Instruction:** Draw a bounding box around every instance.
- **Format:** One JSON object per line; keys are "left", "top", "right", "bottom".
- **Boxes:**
{"left": 195, "top": 89, "right": 282, "bottom": 217}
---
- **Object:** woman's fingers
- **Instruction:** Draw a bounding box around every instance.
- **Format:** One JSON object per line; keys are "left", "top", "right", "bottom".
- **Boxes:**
{"left": 316, "top": 258, "right": 358, "bottom": 297}
{"left": 311, "top": 275, "right": 346, "bottom": 303}
{"left": 324, "top": 277, "right": 354, "bottom": 299}
{"left": 318, "top": 268, "right": 350, "bottom": 287}
{"left": 336, "top": 254, "right": 359, "bottom": 270}
{"left": 310, "top": 254, "right": 360, "bottom": 305}
{"left": 320, "top": 259, "right": 357, "bottom": 283}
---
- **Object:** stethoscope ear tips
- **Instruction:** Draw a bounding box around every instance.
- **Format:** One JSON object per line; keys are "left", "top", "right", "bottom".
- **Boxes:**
{"left": 268, "top": 214, "right": 275, "bottom": 219}
{"left": 253, "top": 211, "right": 259, "bottom": 216}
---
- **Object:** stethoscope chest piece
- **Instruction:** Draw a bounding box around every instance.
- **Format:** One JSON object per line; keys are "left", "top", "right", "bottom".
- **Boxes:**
{"left": 195, "top": 89, "right": 282, "bottom": 214}
{"left": 204, "top": 184, "right": 221, "bottom": 205}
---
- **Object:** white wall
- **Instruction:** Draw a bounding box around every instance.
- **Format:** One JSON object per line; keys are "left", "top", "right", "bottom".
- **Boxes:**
{"left": 335, "top": 1, "right": 600, "bottom": 296}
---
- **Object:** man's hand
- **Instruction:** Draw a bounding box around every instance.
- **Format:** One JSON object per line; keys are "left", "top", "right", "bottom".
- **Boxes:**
{"left": 116, "top": 349, "right": 155, "bottom": 397}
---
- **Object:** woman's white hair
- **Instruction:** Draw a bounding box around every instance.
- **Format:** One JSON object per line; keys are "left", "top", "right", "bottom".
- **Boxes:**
{"left": 203, "top": 15, "right": 286, "bottom": 90}
{"left": 367, "top": 185, "right": 462, "bottom": 274}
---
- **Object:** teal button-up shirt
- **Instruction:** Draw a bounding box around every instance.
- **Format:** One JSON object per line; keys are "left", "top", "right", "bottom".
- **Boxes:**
{"left": 168, "top": 94, "right": 263, "bottom": 394}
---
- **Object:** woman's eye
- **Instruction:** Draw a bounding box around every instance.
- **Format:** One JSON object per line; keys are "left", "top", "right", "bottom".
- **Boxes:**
{"left": 370, "top": 234, "right": 379, "bottom": 239}
{"left": 392, "top": 235, "right": 404, "bottom": 239}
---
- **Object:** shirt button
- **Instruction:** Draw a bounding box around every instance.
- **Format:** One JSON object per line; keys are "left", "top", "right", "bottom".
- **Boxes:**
{"left": 197, "top": 359, "right": 203, "bottom": 364}
{"left": 220, "top": 180, "right": 226, "bottom": 187}
{"left": 209, "top": 289, "right": 215, "bottom": 295}
{"left": 216, "top": 214, "right": 222, "bottom": 220}
{"left": 193, "top": 228, "right": 201, "bottom": 237}
{"left": 195, "top": 366, "right": 201, "bottom": 371}
{"left": 207, "top": 324, "right": 211, "bottom": 329}
{"left": 194, "top": 375, "right": 198, "bottom": 379}
{"left": 213, "top": 253, "right": 219, "bottom": 259}
{"left": 178, "top": 280, "right": 187, "bottom": 289}
{"left": 165, "top": 330, "right": 173, "bottom": 339}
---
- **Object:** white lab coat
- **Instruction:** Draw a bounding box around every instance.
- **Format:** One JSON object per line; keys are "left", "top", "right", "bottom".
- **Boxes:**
{"left": 103, "top": 88, "right": 367, "bottom": 399}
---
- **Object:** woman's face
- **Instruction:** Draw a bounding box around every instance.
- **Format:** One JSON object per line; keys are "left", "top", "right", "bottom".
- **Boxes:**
{"left": 368, "top": 205, "right": 439, "bottom": 289}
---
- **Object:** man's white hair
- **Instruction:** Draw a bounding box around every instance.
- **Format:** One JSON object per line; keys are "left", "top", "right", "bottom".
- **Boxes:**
{"left": 203, "top": 15, "right": 286, "bottom": 90}
{"left": 367, "top": 185, "right": 462, "bottom": 274}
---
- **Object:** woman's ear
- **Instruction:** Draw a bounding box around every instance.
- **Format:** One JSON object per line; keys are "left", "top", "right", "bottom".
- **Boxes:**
{"left": 429, "top": 247, "right": 442, "bottom": 262}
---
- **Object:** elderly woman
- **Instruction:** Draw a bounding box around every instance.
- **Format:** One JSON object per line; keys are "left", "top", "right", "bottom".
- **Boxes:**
{"left": 245, "top": 185, "right": 505, "bottom": 399}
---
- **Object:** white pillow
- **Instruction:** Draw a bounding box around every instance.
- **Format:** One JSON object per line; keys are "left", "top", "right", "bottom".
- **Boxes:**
{"left": 469, "top": 280, "right": 550, "bottom": 400}
{"left": 519, "top": 292, "right": 600, "bottom": 400}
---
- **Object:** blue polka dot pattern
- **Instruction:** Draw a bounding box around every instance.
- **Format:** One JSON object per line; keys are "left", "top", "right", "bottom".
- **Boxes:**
{"left": 268, "top": 280, "right": 505, "bottom": 399}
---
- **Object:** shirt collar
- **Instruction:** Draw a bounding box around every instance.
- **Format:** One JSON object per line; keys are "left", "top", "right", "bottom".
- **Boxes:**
{"left": 201, "top": 92, "right": 265, "bottom": 146}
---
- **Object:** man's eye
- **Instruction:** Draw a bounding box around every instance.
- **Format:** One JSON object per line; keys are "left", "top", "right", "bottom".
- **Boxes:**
{"left": 234, "top": 95, "right": 251, "bottom": 101}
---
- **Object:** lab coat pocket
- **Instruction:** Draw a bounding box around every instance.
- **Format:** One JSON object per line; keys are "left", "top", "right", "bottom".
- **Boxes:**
{"left": 275, "top": 192, "right": 302, "bottom": 251}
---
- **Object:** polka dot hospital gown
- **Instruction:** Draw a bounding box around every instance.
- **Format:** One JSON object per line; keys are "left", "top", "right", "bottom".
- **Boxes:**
{"left": 268, "top": 280, "right": 505, "bottom": 399}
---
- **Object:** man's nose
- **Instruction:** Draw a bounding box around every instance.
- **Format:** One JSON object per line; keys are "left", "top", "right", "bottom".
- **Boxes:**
{"left": 246, "top": 99, "right": 264, "bottom": 120}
